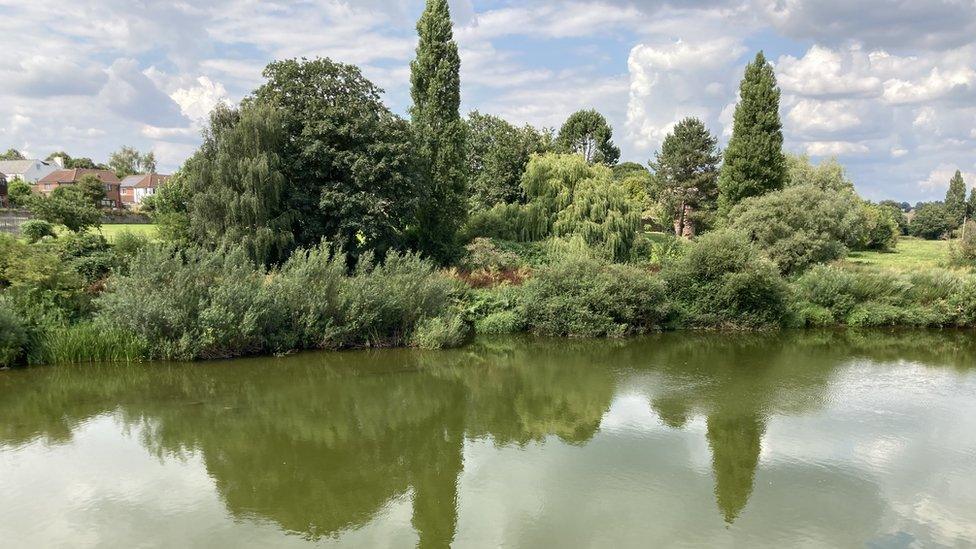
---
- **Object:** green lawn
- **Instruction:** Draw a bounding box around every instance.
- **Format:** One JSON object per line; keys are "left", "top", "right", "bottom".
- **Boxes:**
{"left": 846, "top": 237, "right": 950, "bottom": 270}
{"left": 94, "top": 223, "right": 159, "bottom": 241}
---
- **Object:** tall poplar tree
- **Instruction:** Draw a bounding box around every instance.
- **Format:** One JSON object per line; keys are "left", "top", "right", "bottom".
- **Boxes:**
{"left": 410, "top": 0, "right": 466, "bottom": 264}
{"left": 718, "top": 52, "right": 786, "bottom": 216}
{"left": 945, "top": 169, "right": 967, "bottom": 226}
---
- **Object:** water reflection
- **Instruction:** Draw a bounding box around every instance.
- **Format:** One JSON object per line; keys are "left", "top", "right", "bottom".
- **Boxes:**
{"left": 1, "top": 330, "right": 975, "bottom": 546}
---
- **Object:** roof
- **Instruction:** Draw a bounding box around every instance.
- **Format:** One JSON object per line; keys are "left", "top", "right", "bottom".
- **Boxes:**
{"left": 120, "top": 173, "right": 170, "bottom": 189}
{"left": 38, "top": 168, "right": 121, "bottom": 185}
{"left": 0, "top": 159, "right": 40, "bottom": 175}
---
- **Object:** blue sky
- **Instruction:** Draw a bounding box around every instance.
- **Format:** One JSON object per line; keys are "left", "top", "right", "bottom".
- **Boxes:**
{"left": 1, "top": 0, "right": 974, "bottom": 202}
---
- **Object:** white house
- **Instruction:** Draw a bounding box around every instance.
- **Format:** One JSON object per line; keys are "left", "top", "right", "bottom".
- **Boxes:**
{"left": 0, "top": 157, "right": 62, "bottom": 183}
{"left": 120, "top": 173, "right": 169, "bottom": 206}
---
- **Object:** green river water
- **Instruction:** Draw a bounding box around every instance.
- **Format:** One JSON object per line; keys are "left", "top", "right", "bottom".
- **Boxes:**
{"left": 2, "top": 330, "right": 975, "bottom": 548}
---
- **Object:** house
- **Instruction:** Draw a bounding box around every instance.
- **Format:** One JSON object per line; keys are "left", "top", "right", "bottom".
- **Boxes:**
{"left": 0, "top": 157, "right": 62, "bottom": 183}
{"left": 120, "top": 173, "right": 169, "bottom": 206}
{"left": 36, "top": 168, "right": 122, "bottom": 209}
{"left": 0, "top": 173, "right": 7, "bottom": 208}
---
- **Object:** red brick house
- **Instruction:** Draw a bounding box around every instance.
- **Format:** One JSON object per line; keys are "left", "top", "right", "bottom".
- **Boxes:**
{"left": 36, "top": 169, "right": 123, "bottom": 209}
{"left": 120, "top": 173, "right": 169, "bottom": 206}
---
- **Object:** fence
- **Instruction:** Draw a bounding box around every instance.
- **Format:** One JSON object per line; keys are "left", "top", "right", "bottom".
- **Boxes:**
{"left": 0, "top": 210, "right": 30, "bottom": 234}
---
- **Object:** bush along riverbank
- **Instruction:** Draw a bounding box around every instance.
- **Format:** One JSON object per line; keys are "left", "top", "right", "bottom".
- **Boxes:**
{"left": 7, "top": 230, "right": 976, "bottom": 368}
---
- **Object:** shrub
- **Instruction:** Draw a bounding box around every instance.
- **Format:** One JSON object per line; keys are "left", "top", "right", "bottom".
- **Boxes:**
{"left": 854, "top": 202, "right": 899, "bottom": 251}
{"left": 847, "top": 302, "right": 904, "bottom": 327}
{"left": 263, "top": 244, "right": 464, "bottom": 352}
{"left": 462, "top": 237, "right": 522, "bottom": 271}
{"left": 949, "top": 220, "right": 976, "bottom": 266}
{"left": 729, "top": 184, "right": 861, "bottom": 274}
{"left": 20, "top": 220, "right": 56, "bottom": 242}
{"left": 662, "top": 230, "right": 789, "bottom": 327}
{"left": 0, "top": 301, "right": 28, "bottom": 367}
{"left": 949, "top": 278, "right": 976, "bottom": 326}
{"left": 56, "top": 232, "right": 116, "bottom": 283}
{"left": 97, "top": 245, "right": 268, "bottom": 361}
{"left": 522, "top": 254, "right": 669, "bottom": 337}
{"left": 411, "top": 313, "right": 469, "bottom": 349}
{"left": 475, "top": 310, "right": 524, "bottom": 335}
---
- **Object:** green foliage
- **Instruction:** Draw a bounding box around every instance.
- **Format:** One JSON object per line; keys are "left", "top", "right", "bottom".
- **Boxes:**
{"left": 411, "top": 313, "right": 469, "bottom": 349}
{"left": 785, "top": 154, "right": 853, "bottom": 191}
{"left": 28, "top": 185, "right": 102, "bottom": 232}
{"left": 31, "top": 322, "right": 148, "bottom": 365}
{"left": 948, "top": 220, "right": 976, "bottom": 266}
{"left": 108, "top": 146, "right": 155, "bottom": 178}
{"left": 556, "top": 109, "right": 620, "bottom": 166}
{"left": 718, "top": 52, "right": 786, "bottom": 215}
{"left": 945, "top": 170, "right": 967, "bottom": 227}
{"left": 20, "top": 220, "right": 56, "bottom": 242}
{"left": 254, "top": 58, "right": 419, "bottom": 264}
{"left": 855, "top": 202, "right": 900, "bottom": 251}
{"left": 662, "top": 230, "right": 789, "bottom": 326}
{"left": 7, "top": 178, "right": 32, "bottom": 207}
{"left": 147, "top": 169, "right": 191, "bottom": 241}
{"left": 879, "top": 200, "right": 910, "bottom": 235}
{"left": 792, "top": 264, "right": 975, "bottom": 327}
{"left": 466, "top": 154, "right": 642, "bottom": 261}
{"left": 552, "top": 176, "right": 642, "bottom": 261}
{"left": 0, "top": 148, "right": 25, "bottom": 161}
{"left": 729, "top": 184, "right": 862, "bottom": 274}
{"left": 474, "top": 310, "right": 524, "bottom": 335}
{"left": 97, "top": 245, "right": 269, "bottom": 361}
{"left": 46, "top": 152, "right": 106, "bottom": 170}
{"left": 466, "top": 111, "right": 549, "bottom": 210}
{"left": 909, "top": 202, "right": 955, "bottom": 239}
{"left": 522, "top": 254, "right": 669, "bottom": 337}
{"left": 183, "top": 103, "right": 295, "bottom": 266}
{"left": 0, "top": 300, "right": 28, "bottom": 367}
{"left": 56, "top": 232, "right": 116, "bottom": 284}
{"left": 410, "top": 0, "right": 467, "bottom": 264}
{"left": 77, "top": 174, "right": 107, "bottom": 206}
{"left": 462, "top": 237, "right": 522, "bottom": 271}
{"left": 0, "top": 234, "right": 92, "bottom": 324}
{"left": 651, "top": 117, "right": 721, "bottom": 237}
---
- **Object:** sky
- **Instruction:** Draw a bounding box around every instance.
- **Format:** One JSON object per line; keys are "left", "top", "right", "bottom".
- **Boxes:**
{"left": 0, "top": 0, "right": 974, "bottom": 202}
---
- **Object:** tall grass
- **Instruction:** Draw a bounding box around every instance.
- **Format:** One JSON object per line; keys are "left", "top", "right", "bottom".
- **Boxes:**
{"left": 30, "top": 323, "right": 148, "bottom": 365}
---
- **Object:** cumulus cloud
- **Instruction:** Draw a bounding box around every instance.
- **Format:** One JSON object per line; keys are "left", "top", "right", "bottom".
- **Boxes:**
{"left": 0, "top": 56, "right": 108, "bottom": 97}
{"left": 99, "top": 59, "right": 187, "bottom": 127}
{"left": 171, "top": 77, "right": 232, "bottom": 123}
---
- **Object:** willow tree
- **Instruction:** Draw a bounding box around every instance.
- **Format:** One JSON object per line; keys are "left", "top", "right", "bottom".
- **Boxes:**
{"left": 184, "top": 104, "right": 295, "bottom": 266}
{"left": 718, "top": 52, "right": 786, "bottom": 216}
{"left": 410, "top": 0, "right": 467, "bottom": 264}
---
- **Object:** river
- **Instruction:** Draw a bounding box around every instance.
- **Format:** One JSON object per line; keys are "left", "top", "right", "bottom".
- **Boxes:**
{"left": 2, "top": 330, "right": 975, "bottom": 547}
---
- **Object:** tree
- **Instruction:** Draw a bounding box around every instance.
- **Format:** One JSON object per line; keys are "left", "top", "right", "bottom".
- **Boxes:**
{"left": 651, "top": 117, "right": 721, "bottom": 238}
{"left": 785, "top": 154, "right": 852, "bottom": 192}
{"left": 466, "top": 111, "right": 549, "bottom": 211}
{"left": 945, "top": 169, "right": 967, "bottom": 226}
{"left": 556, "top": 109, "right": 620, "bottom": 166}
{"left": 108, "top": 146, "right": 155, "bottom": 178}
{"left": 968, "top": 187, "right": 976, "bottom": 219}
{"left": 182, "top": 104, "right": 296, "bottom": 266}
{"left": 909, "top": 202, "right": 955, "bottom": 240}
{"left": 729, "top": 184, "right": 864, "bottom": 274}
{"left": 0, "top": 149, "right": 25, "bottom": 161}
{"left": 77, "top": 174, "right": 107, "bottom": 207}
{"left": 28, "top": 186, "right": 102, "bottom": 232}
{"left": 7, "top": 178, "right": 32, "bottom": 208}
{"left": 410, "top": 0, "right": 467, "bottom": 264}
{"left": 251, "top": 58, "right": 419, "bottom": 263}
{"left": 718, "top": 52, "right": 786, "bottom": 215}
{"left": 879, "top": 200, "right": 909, "bottom": 235}
{"left": 46, "top": 152, "right": 106, "bottom": 170}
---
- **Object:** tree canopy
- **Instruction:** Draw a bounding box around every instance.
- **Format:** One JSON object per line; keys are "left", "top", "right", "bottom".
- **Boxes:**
{"left": 556, "top": 109, "right": 620, "bottom": 166}
{"left": 108, "top": 146, "right": 156, "bottom": 178}
{"left": 718, "top": 52, "right": 786, "bottom": 215}
{"left": 466, "top": 111, "right": 550, "bottom": 211}
{"left": 410, "top": 0, "right": 467, "bottom": 265}
{"left": 651, "top": 117, "right": 721, "bottom": 238}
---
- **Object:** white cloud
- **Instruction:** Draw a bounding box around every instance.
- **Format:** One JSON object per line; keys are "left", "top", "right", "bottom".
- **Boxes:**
{"left": 804, "top": 141, "right": 870, "bottom": 157}
{"left": 170, "top": 77, "right": 231, "bottom": 123}
{"left": 919, "top": 165, "right": 976, "bottom": 191}
{"left": 777, "top": 46, "right": 882, "bottom": 99}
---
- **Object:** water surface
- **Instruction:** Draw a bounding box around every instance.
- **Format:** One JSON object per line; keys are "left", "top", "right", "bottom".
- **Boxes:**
{"left": 2, "top": 331, "right": 976, "bottom": 547}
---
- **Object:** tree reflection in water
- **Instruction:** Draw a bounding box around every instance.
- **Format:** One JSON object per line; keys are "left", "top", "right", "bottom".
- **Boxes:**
{"left": 1, "top": 329, "right": 974, "bottom": 542}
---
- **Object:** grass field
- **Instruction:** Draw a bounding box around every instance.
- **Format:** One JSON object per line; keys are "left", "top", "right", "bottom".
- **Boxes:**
{"left": 95, "top": 223, "right": 159, "bottom": 241}
{"left": 846, "top": 237, "right": 950, "bottom": 270}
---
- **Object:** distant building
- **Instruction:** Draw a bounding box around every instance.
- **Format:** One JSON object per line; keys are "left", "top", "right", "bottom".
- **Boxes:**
{"left": 0, "top": 157, "right": 61, "bottom": 183}
{"left": 120, "top": 173, "right": 169, "bottom": 206}
{"left": 36, "top": 168, "right": 122, "bottom": 209}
